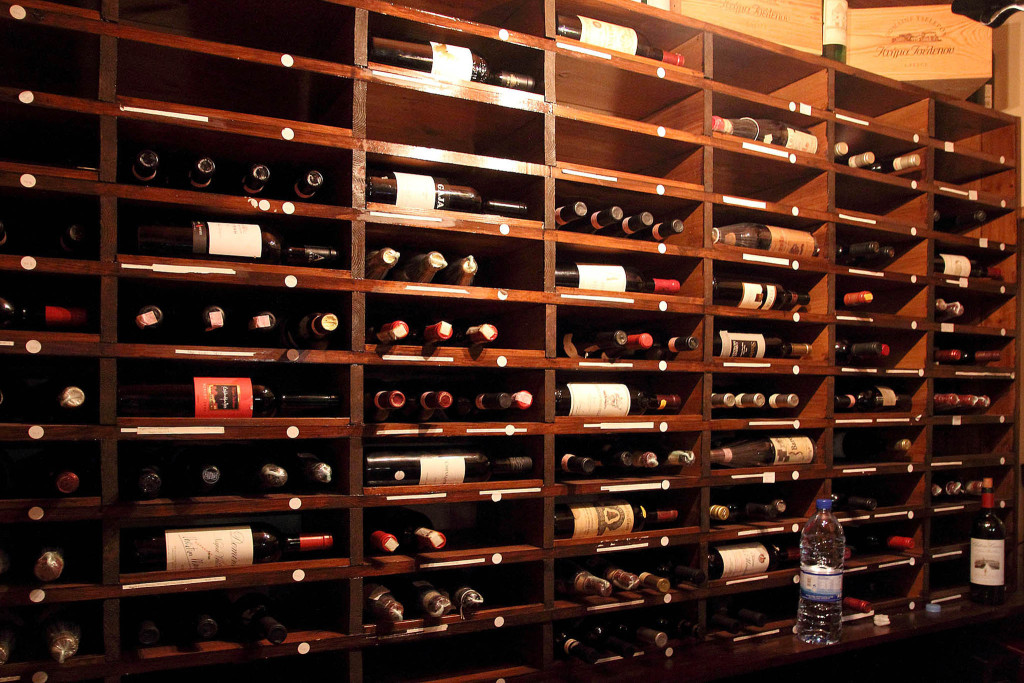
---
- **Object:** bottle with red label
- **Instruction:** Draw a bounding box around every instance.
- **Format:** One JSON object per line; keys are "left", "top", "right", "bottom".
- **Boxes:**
{"left": 935, "top": 349, "right": 1002, "bottom": 364}
{"left": 117, "top": 377, "right": 342, "bottom": 418}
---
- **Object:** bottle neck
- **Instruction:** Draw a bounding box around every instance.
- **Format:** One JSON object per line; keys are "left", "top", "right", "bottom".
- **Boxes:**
{"left": 284, "top": 534, "right": 333, "bottom": 554}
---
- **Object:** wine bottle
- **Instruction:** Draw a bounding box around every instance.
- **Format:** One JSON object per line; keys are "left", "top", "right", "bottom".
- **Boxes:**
{"left": 579, "top": 621, "right": 640, "bottom": 657}
{"left": 843, "top": 597, "right": 873, "bottom": 613}
{"left": 834, "top": 145, "right": 873, "bottom": 168}
{"left": 769, "top": 393, "right": 800, "bottom": 408}
{"left": 733, "top": 392, "right": 766, "bottom": 408}
{"left": 232, "top": 593, "right": 287, "bottom": 644}
{"left": 822, "top": 0, "right": 848, "bottom": 62}
{"left": 555, "top": 561, "right": 613, "bottom": 597}
{"left": 241, "top": 163, "right": 271, "bottom": 195}
{"left": 118, "top": 378, "right": 341, "bottom": 418}
{"left": 713, "top": 330, "right": 812, "bottom": 359}
{"left": 711, "top": 392, "right": 736, "bottom": 408}
{"left": 845, "top": 533, "right": 914, "bottom": 554}
{"left": 199, "top": 304, "right": 227, "bottom": 335}
{"left": 842, "top": 291, "right": 873, "bottom": 307}
{"left": 836, "top": 241, "right": 894, "bottom": 266}
{"left": 584, "top": 557, "right": 641, "bottom": 590}
{"left": 555, "top": 263, "right": 680, "bottom": 294}
{"left": 712, "top": 278, "right": 809, "bottom": 311}
{"left": 708, "top": 611, "right": 744, "bottom": 633}
{"left": 282, "top": 311, "right": 340, "bottom": 349}
{"left": 363, "top": 450, "right": 532, "bottom": 486}
{"left": 132, "top": 149, "right": 160, "bottom": 182}
{"left": 563, "top": 330, "right": 652, "bottom": 359}
{"left": 136, "top": 618, "right": 161, "bottom": 646}
{"left": 180, "top": 459, "right": 222, "bottom": 495}
{"left": 187, "top": 156, "right": 216, "bottom": 189}
{"left": 246, "top": 310, "right": 279, "bottom": 337}
{"left": 367, "top": 507, "right": 446, "bottom": 554}
{"left": 59, "top": 223, "right": 94, "bottom": 255}
{"left": 708, "top": 542, "right": 782, "bottom": 580}
{"left": 594, "top": 211, "right": 653, "bottom": 238}
{"left": 710, "top": 435, "right": 815, "bottom": 468}
{"left": 648, "top": 218, "right": 685, "bottom": 242}
{"left": 711, "top": 222, "right": 819, "bottom": 256}
{"left": 293, "top": 170, "right": 323, "bottom": 199}
{"left": 0, "top": 379, "right": 88, "bottom": 423}
{"left": 449, "top": 323, "right": 499, "bottom": 347}
{"left": 835, "top": 339, "right": 889, "bottom": 362}
{"left": 131, "top": 524, "right": 333, "bottom": 571}
{"left": 555, "top": 630, "right": 602, "bottom": 664}
{"left": 369, "top": 37, "right": 535, "bottom": 91}
{"left": 833, "top": 431, "right": 912, "bottom": 460}
{"left": 296, "top": 452, "right": 332, "bottom": 487}
{"left": 830, "top": 492, "right": 878, "bottom": 511}
{"left": 935, "top": 349, "right": 1002, "bottom": 364}
{"left": 647, "top": 334, "right": 700, "bottom": 359}
{"left": 863, "top": 152, "right": 921, "bottom": 173}
{"left": 134, "top": 463, "right": 163, "bottom": 499}
{"left": 711, "top": 499, "right": 788, "bottom": 522}
{"left": 438, "top": 255, "right": 478, "bottom": 286}
{"left": 453, "top": 391, "right": 525, "bottom": 418}
{"left": 365, "top": 583, "right": 405, "bottom": 623}
{"left": 711, "top": 116, "right": 818, "bottom": 153}
{"left": 834, "top": 385, "right": 910, "bottom": 412}
{"left": 611, "top": 622, "right": 669, "bottom": 649}
{"left": 366, "top": 173, "right": 527, "bottom": 216}
{"left": 34, "top": 546, "right": 65, "bottom": 582}
{"left": 934, "top": 393, "right": 990, "bottom": 411}
{"left": 0, "top": 297, "right": 88, "bottom": 330}
{"left": 652, "top": 560, "right": 706, "bottom": 586}
{"left": 554, "top": 201, "right": 588, "bottom": 227}
{"left": 654, "top": 616, "right": 705, "bottom": 641}
{"left": 367, "top": 390, "right": 406, "bottom": 422}
{"left": 553, "top": 500, "right": 677, "bottom": 539}
{"left": 935, "top": 298, "right": 965, "bottom": 320}
{"left": 447, "top": 576, "right": 485, "bottom": 617}
{"left": 370, "top": 320, "right": 410, "bottom": 344}
{"left": 559, "top": 453, "right": 598, "bottom": 475}
{"left": 136, "top": 222, "right": 338, "bottom": 265}
{"left": 365, "top": 247, "right": 400, "bottom": 279}
{"left": 390, "top": 251, "right": 448, "bottom": 282}
{"left": 42, "top": 614, "right": 80, "bottom": 663}
{"left": 554, "top": 383, "right": 661, "bottom": 417}
{"left": 555, "top": 14, "right": 685, "bottom": 65}
{"left": 934, "top": 253, "right": 1001, "bottom": 279}
{"left": 408, "top": 579, "right": 454, "bottom": 618}
{"left": 934, "top": 209, "right": 987, "bottom": 231}
{"left": 249, "top": 459, "right": 289, "bottom": 490}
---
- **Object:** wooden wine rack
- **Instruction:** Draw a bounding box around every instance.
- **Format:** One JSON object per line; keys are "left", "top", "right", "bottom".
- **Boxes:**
{"left": 0, "top": 0, "right": 1020, "bottom": 680}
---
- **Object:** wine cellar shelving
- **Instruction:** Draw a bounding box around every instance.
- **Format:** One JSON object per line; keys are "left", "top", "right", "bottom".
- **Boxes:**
{"left": 0, "top": 0, "right": 1020, "bottom": 680}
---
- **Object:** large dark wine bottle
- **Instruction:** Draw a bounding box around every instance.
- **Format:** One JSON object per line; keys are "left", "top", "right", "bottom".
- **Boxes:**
{"left": 0, "top": 297, "right": 87, "bottom": 330}
{"left": 711, "top": 222, "right": 819, "bottom": 256}
{"left": 366, "top": 173, "right": 527, "bottom": 216}
{"left": 712, "top": 278, "right": 809, "bottom": 311}
{"left": 935, "top": 349, "right": 1002, "bottom": 364}
{"left": 553, "top": 500, "right": 678, "bottom": 539}
{"left": 232, "top": 593, "right": 287, "bottom": 644}
{"left": 554, "top": 383, "right": 663, "bottom": 417}
{"left": 713, "top": 330, "right": 812, "bottom": 359}
{"left": 118, "top": 378, "right": 341, "bottom": 418}
{"left": 709, "top": 436, "right": 816, "bottom": 468}
{"left": 935, "top": 253, "right": 1001, "bottom": 279}
{"left": 131, "top": 524, "right": 333, "bottom": 571}
{"left": 136, "top": 222, "right": 338, "bottom": 265}
{"left": 833, "top": 431, "right": 912, "bottom": 460}
{"left": 970, "top": 477, "right": 1006, "bottom": 605}
{"left": 708, "top": 542, "right": 782, "bottom": 580}
{"left": 711, "top": 116, "right": 818, "bottom": 153}
{"left": 555, "top": 14, "right": 684, "bottom": 65}
{"left": 369, "top": 37, "right": 535, "bottom": 91}
{"left": 363, "top": 450, "right": 533, "bottom": 486}
{"left": 555, "top": 263, "right": 680, "bottom": 294}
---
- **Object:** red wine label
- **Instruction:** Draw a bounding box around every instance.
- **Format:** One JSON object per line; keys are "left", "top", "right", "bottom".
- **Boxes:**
{"left": 418, "top": 456, "right": 466, "bottom": 485}
{"left": 192, "top": 378, "right": 254, "bottom": 418}
{"left": 568, "top": 501, "right": 635, "bottom": 539}
{"left": 163, "top": 526, "right": 254, "bottom": 571}
{"left": 206, "top": 222, "right": 263, "bottom": 258}
{"left": 429, "top": 42, "right": 473, "bottom": 81}
{"left": 717, "top": 542, "right": 770, "bottom": 578}
{"left": 717, "top": 331, "right": 766, "bottom": 358}
{"left": 765, "top": 226, "right": 817, "bottom": 256}
{"left": 565, "top": 383, "right": 631, "bottom": 416}
{"left": 577, "top": 15, "right": 639, "bottom": 55}
{"left": 769, "top": 436, "right": 815, "bottom": 464}
{"left": 392, "top": 172, "right": 437, "bottom": 210}
{"left": 970, "top": 538, "right": 1004, "bottom": 586}
{"left": 800, "top": 565, "right": 843, "bottom": 602}
{"left": 575, "top": 264, "right": 627, "bottom": 292}
{"left": 45, "top": 306, "right": 88, "bottom": 327}
{"left": 939, "top": 254, "right": 971, "bottom": 277}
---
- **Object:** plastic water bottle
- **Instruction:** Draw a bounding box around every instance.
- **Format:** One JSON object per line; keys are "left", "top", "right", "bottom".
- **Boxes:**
{"left": 795, "top": 498, "right": 845, "bottom": 644}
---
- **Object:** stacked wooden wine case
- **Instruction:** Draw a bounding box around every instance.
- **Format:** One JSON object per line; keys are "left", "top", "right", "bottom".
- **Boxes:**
{"left": 0, "top": 0, "right": 1020, "bottom": 680}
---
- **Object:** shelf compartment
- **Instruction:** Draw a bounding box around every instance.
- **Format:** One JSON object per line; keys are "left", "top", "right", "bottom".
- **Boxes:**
{"left": 556, "top": 307, "right": 704, "bottom": 366}
{"left": 0, "top": 182, "right": 102, "bottom": 263}
{"left": 712, "top": 260, "right": 828, "bottom": 318}
{"left": 708, "top": 428, "right": 830, "bottom": 480}
{"left": 708, "top": 585, "right": 801, "bottom": 644}
{"left": 834, "top": 221, "right": 927, "bottom": 277}
{"left": 832, "top": 424, "right": 927, "bottom": 469}
{"left": 932, "top": 284, "right": 1016, "bottom": 332}
{"left": 0, "top": 100, "right": 100, "bottom": 174}
{"left": 374, "top": 0, "right": 546, "bottom": 38}
{"left": 831, "top": 471, "right": 925, "bottom": 513}
{"left": 709, "top": 34, "right": 825, "bottom": 110}
{"left": 933, "top": 332, "right": 1016, "bottom": 372}
{"left": 711, "top": 149, "right": 827, "bottom": 212}
{"left": 710, "top": 201, "right": 827, "bottom": 254}
{"left": 556, "top": 243, "right": 703, "bottom": 299}
{"left": 833, "top": 125, "right": 927, "bottom": 175}
{"left": 1, "top": 17, "right": 100, "bottom": 98}
{"left": 835, "top": 324, "right": 927, "bottom": 372}
{"left": 834, "top": 72, "right": 929, "bottom": 130}
{"left": 366, "top": 81, "right": 545, "bottom": 165}
{"left": 0, "top": 519, "right": 103, "bottom": 599}
{"left": 834, "top": 172, "right": 927, "bottom": 227}
{"left": 711, "top": 318, "right": 831, "bottom": 369}
{"left": 933, "top": 375, "right": 1016, "bottom": 419}
{"left": 933, "top": 99, "right": 1019, "bottom": 158}
{"left": 835, "top": 277, "right": 927, "bottom": 327}
{"left": 708, "top": 477, "right": 824, "bottom": 542}
{"left": 834, "top": 375, "right": 929, "bottom": 421}
{"left": 932, "top": 194, "right": 1018, "bottom": 245}
{"left": 710, "top": 374, "right": 827, "bottom": 424}
{"left": 934, "top": 147, "right": 1015, "bottom": 187}
{"left": 555, "top": 431, "right": 702, "bottom": 491}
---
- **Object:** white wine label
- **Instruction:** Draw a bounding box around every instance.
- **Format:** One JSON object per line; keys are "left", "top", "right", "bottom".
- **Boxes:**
{"left": 430, "top": 42, "right": 474, "bottom": 82}
{"left": 392, "top": 172, "right": 438, "bottom": 210}
{"left": 575, "top": 264, "right": 628, "bottom": 292}
{"left": 717, "top": 331, "right": 766, "bottom": 358}
{"left": 762, "top": 285, "right": 778, "bottom": 310}
{"left": 418, "top": 456, "right": 467, "bottom": 485}
{"left": 939, "top": 254, "right": 972, "bottom": 277}
{"left": 768, "top": 436, "right": 815, "bottom": 464}
{"left": 566, "top": 383, "right": 631, "bottom": 417}
{"left": 206, "top": 222, "right": 263, "bottom": 258}
{"left": 765, "top": 226, "right": 817, "bottom": 256}
{"left": 164, "top": 526, "right": 254, "bottom": 571}
{"left": 782, "top": 129, "right": 818, "bottom": 154}
{"left": 800, "top": 565, "right": 842, "bottom": 602}
{"left": 970, "top": 538, "right": 1004, "bottom": 586}
{"left": 569, "top": 501, "right": 635, "bottom": 539}
{"left": 738, "top": 282, "right": 765, "bottom": 309}
{"left": 717, "top": 543, "right": 771, "bottom": 579}
{"left": 823, "top": 0, "right": 848, "bottom": 46}
{"left": 577, "top": 15, "right": 639, "bottom": 56}
{"left": 630, "top": 0, "right": 671, "bottom": 7}
{"left": 875, "top": 386, "right": 897, "bottom": 407}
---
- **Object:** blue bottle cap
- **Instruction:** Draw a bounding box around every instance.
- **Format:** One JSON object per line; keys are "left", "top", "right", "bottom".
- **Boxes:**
{"left": 816, "top": 498, "right": 833, "bottom": 510}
